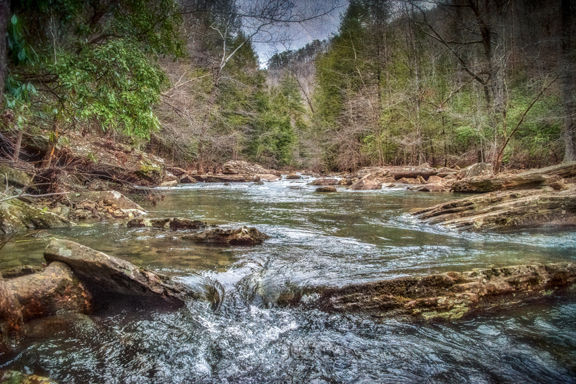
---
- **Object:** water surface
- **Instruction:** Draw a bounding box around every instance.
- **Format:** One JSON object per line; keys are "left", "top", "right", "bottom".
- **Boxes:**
{"left": 1, "top": 177, "right": 575, "bottom": 383}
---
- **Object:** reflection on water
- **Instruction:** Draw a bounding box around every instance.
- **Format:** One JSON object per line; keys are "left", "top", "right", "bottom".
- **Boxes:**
{"left": 1, "top": 177, "right": 575, "bottom": 383}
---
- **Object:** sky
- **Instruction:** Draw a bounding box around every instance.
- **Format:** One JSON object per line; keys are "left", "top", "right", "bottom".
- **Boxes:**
{"left": 241, "top": 0, "right": 349, "bottom": 66}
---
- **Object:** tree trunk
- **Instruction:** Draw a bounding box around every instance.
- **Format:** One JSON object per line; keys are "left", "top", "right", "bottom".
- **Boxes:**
{"left": 12, "top": 129, "right": 21, "bottom": 164}
{"left": 561, "top": 0, "right": 576, "bottom": 161}
{"left": 0, "top": 0, "right": 9, "bottom": 104}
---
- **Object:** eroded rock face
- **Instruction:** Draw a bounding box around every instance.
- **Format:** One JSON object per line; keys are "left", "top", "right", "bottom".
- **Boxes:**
{"left": 0, "top": 198, "right": 70, "bottom": 234}
{"left": 44, "top": 239, "right": 190, "bottom": 306}
{"left": 182, "top": 226, "right": 269, "bottom": 245}
{"left": 412, "top": 188, "right": 576, "bottom": 231}
{"left": 286, "top": 263, "right": 576, "bottom": 321}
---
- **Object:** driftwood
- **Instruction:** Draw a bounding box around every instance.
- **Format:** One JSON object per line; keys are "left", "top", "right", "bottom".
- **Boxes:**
{"left": 282, "top": 263, "right": 576, "bottom": 321}
{"left": 412, "top": 188, "right": 576, "bottom": 231}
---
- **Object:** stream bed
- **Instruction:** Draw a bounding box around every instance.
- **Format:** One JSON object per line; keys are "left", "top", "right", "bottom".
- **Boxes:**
{"left": 1, "top": 177, "right": 575, "bottom": 383}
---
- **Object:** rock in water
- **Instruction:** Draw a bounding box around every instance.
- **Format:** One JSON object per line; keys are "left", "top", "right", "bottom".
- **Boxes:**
{"left": 182, "top": 226, "right": 269, "bottom": 245}
{"left": 315, "top": 186, "right": 337, "bottom": 193}
{"left": 4, "top": 262, "right": 92, "bottom": 322}
{"left": 127, "top": 217, "right": 207, "bottom": 230}
{"left": 290, "top": 263, "right": 576, "bottom": 321}
{"left": 310, "top": 178, "right": 339, "bottom": 186}
{"left": 44, "top": 239, "right": 189, "bottom": 306}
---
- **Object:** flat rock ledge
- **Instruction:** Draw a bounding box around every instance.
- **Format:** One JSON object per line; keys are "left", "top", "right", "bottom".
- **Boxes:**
{"left": 283, "top": 263, "right": 576, "bottom": 321}
{"left": 411, "top": 187, "right": 576, "bottom": 231}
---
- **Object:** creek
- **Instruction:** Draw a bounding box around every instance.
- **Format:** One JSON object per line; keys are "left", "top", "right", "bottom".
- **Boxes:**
{"left": 1, "top": 177, "right": 575, "bottom": 383}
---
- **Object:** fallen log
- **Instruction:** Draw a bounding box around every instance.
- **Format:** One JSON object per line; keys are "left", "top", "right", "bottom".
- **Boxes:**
{"left": 451, "top": 161, "right": 576, "bottom": 193}
{"left": 283, "top": 263, "right": 576, "bottom": 321}
{"left": 412, "top": 188, "right": 576, "bottom": 231}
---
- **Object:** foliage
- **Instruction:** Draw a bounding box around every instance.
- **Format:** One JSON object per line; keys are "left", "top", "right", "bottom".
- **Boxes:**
{"left": 53, "top": 40, "right": 167, "bottom": 138}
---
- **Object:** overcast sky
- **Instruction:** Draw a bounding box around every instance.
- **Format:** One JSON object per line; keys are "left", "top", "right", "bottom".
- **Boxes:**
{"left": 242, "top": 0, "right": 349, "bottom": 66}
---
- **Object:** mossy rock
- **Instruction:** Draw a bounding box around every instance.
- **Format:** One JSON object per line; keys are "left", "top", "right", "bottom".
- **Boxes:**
{"left": 0, "top": 199, "right": 70, "bottom": 234}
{"left": 0, "top": 165, "right": 32, "bottom": 189}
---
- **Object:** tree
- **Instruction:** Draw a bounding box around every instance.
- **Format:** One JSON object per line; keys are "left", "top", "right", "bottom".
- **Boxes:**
{"left": 560, "top": 0, "right": 576, "bottom": 161}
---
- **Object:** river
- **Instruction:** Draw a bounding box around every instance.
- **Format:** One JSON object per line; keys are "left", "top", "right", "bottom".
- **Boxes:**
{"left": 1, "top": 177, "right": 575, "bottom": 383}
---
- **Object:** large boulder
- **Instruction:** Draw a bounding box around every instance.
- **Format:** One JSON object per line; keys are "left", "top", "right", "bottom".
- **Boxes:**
{"left": 4, "top": 262, "right": 92, "bottom": 323}
{"left": 0, "top": 198, "right": 70, "bottom": 234}
{"left": 44, "top": 239, "right": 190, "bottom": 306}
{"left": 284, "top": 263, "right": 576, "bottom": 321}
{"left": 182, "top": 226, "right": 269, "bottom": 245}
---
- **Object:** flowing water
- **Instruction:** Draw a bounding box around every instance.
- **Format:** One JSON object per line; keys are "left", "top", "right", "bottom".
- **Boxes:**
{"left": 1, "top": 177, "right": 575, "bottom": 383}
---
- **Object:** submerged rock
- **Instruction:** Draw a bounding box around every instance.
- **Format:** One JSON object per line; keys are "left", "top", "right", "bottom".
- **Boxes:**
{"left": 44, "top": 239, "right": 190, "bottom": 306}
{"left": 181, "top": 226, "right": 269, "bottom": 245}
{"left": 288, "top": 263, "right": 576, "bottom": 321}
{"left": 412, "top": 187, "right": 576, "bottom": 231}
{"left": 0, "top": 198, "right": 70, "bottom": 234}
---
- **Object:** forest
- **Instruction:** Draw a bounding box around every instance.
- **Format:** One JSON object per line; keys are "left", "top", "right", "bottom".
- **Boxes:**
{"left": 0, "top": 1, "right": 575, "bottom": 383}
{"left": 0, "top": 0, "right": 574, "bottom": 173}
